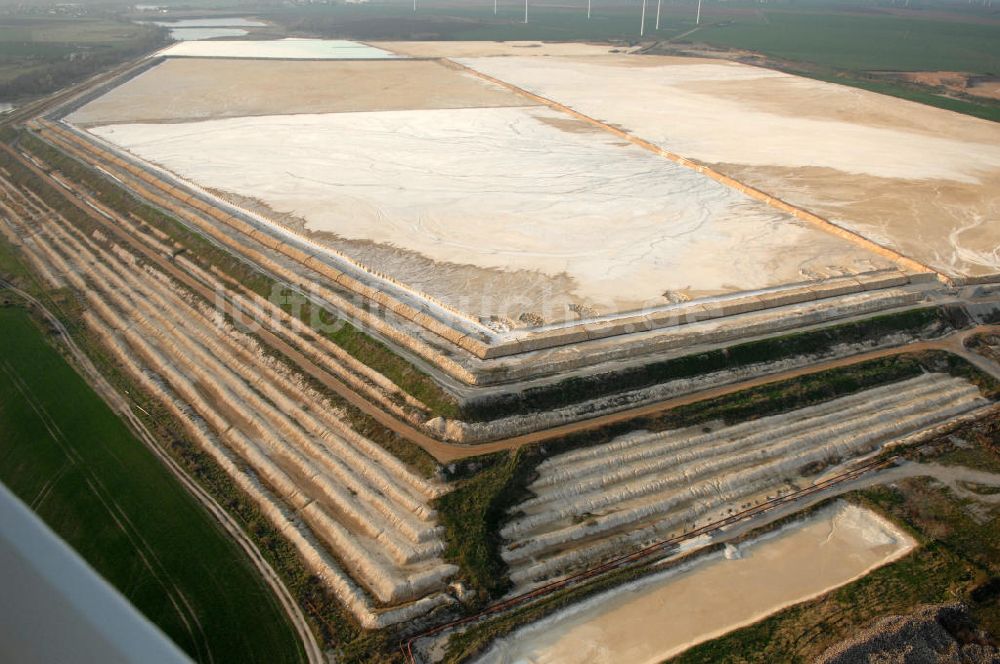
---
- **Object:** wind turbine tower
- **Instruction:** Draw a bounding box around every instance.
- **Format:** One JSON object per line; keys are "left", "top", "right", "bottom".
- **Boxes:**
{"left": 655, "top": 0, "right": 662, "bottom": 29}
{"left": 696, "top": 0, "right": 702, "bottom": 24}
{"left": 524, "top": 0, "right": 529, "bottom": 23}
{"left": 640, "top": 0, "right": 647, "bottom": 36}
{"left": 588, "top": 0, "right": 592, "bottom": 19}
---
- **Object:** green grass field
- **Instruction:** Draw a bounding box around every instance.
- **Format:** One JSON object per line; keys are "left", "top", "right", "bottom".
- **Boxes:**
{"left": 668, "top": 5, "right": 1000, "bottom": 120}
{"left": 0, "top": 304, "right": 305, "bottom": 664}
{"left": 692, "top": 10, "right": 1000, "bottom": 73}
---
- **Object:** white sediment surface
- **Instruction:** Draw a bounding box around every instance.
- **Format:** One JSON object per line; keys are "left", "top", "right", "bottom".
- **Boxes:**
{"left": 87, "top": 106, "right": 891, "bottom": 320}
{"left": 476, "top": 502, "right": 916, "bottom": 664}
{"left": 458, "top": 55, "right": 1000, "bottom": 280}
{"left": 159, "top": 38, "right": 399, "bottom": 60}
{"left": 166, "top": 28, "right": 248, "bottom": 41}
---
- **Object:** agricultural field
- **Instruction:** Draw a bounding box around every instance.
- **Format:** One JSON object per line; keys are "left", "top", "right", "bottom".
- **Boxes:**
{"left": 0, "top": 303, "right": 303, "bottom": 663}
{"left": 692, "top": 11, "right": 1000, "bottom": 74}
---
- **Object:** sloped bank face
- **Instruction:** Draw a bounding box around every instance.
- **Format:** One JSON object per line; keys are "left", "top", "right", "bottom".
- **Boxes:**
{"left": 70, "top": 53, "right": 896, "bottom": 327}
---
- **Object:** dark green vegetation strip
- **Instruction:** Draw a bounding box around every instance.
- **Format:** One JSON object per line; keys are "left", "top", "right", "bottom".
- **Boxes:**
{"left": 685, "top": 10, "right": 1000, "bottom": 122}
{"left": 464, "top": 307, "right": 956, "bottom": 421}
{"left": 437, "top": 351, "right": 999, "bottom": 662}
{"left": 18, "top": 131, "right": 460, "bottom": 419}
{"left": 0, "top": 303, "right": 304, "bottom": 664}
{"left": 693, "top": 12, "right": 1000, "bottom": 73}
{"left": 673, "top": 416, "right": 1000, "bottom": 663}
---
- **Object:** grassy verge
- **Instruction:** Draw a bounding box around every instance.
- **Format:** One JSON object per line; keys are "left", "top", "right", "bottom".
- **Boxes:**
{"left": 17, "top": 131, "right": 460, "bottom": 419}
{"left": 464, "top": 307, "right": 956, "bottom": 421}
{"left": 0, "top": 298, "right": 304, "bottom": 662}
{"left": 436, "top": 350, "right": 999, "bottom": 660}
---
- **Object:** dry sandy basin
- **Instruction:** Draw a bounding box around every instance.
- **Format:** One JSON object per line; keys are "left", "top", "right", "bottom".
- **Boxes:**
{"left": 158, "top": 38, "right": 398, "bottom": 60}
{"left": 86, "top": 105, "right": 893, "bottom": 323}
{"left": 476, "top": 502, "right": 916, "bottom": 664}
{"left": 459, "top": 55, "right": 1000, "bottom": 281}
{"left": 67, "top": 59, "right": 533, "bottom": 125}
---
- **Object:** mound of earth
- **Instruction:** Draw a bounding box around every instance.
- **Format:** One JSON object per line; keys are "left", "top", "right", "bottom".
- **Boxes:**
{"left": 817, "top": 603, "right": 1000, "bottom": 664}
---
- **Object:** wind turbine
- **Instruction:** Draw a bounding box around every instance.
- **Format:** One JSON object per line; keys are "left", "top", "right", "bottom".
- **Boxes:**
{"left": 655, "top": 0, "right": 662, "bottom": 29}
{"left": 588, "top": 0, "right": 592, "bottom": 19}
{"left": 524, "top": 0, "right": 528, "bottom": 23}
{"left": 640, "top": 0, "right": 647, "bottom": 36}
{"left": 696, "top": 0, "right": 703, "bottom": 25}
{"left": 494, "top": 0, "right": 497, "bottom": 15}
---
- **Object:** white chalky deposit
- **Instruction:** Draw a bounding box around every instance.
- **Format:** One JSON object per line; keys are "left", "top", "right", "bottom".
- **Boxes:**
{"left": 159, "top": 38, "right": 399, "bottom": 60}
{"left": 458, "top": 55, "right": 1000, "bottom": 281}
{"left": 86, "top": 106, "right": 894, "bottom": 322}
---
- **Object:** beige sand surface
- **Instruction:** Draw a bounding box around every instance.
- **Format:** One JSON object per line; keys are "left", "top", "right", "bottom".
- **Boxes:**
{"left": 67, "top": 59, "right": 533, "bottom": 125}
{"left": 372, "top": 41, "right": 636, "bottom": 58}
{"left": 970, "top": 81, "right": 1000, "bottom": 100}
{"left": 88, "top": 106, "right": 893, "bottom": 322}
{"left": 459, "top": 55, "right": 1000, "bottom": 280}
{"left": 477, "top": 502, "right": 916, "bottom": 664}
{"left": 720, "top": 164, "right": 1000, "bottom": 280}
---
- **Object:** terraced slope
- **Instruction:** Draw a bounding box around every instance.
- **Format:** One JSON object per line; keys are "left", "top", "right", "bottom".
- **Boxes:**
{"left": 502, "top": 374, "right": 989, "bottom": 589}
{"left": 0, "top": 173, "right": 456, "bottom": 628}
